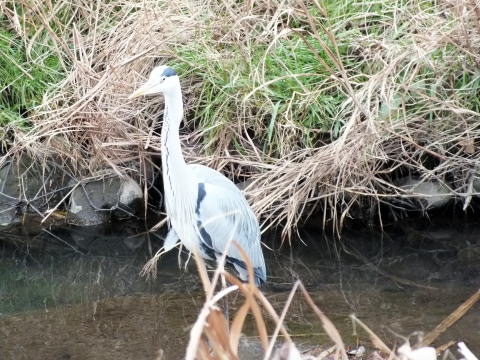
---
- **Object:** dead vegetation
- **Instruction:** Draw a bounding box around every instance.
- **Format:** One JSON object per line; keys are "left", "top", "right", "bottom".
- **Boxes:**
{"left": 1, "top": 0, "right": 480, "bottom": 234}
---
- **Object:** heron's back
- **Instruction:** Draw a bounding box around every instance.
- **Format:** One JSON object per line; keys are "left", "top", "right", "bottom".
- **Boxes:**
{"left": 189, "top": 164, "right": 266, "bottom": 285}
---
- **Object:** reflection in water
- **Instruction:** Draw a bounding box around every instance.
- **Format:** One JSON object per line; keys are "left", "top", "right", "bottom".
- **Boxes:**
{"left": 0, "top": 218, "right": 479, "bottom": 359}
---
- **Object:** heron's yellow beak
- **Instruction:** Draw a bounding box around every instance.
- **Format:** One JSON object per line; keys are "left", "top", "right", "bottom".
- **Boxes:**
{"left": 128, "top": 87, "right": 146, "bottom": 99}
{"left": 128, "top": 81, "right": 156, "bottom": 99}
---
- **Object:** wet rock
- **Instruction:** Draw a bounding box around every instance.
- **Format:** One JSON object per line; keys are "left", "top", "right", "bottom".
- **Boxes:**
{"left": 0, "top": 154, "right": 68, "bottom": 226}
{"left": 395, "top": 177, "right": 452, "bottom": 210}
{"left": 66, "top": 175, "right": 143, "bottom": 226}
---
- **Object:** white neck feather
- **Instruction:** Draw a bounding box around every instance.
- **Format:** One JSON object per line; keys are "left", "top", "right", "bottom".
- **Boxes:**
{"left": 160, "top": 84, "right": 197, "bottom": 249}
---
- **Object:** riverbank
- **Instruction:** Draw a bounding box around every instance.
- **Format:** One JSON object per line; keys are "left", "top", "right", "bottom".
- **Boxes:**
{"left": 1, "top": 0, "right": 479, "bottom": 235}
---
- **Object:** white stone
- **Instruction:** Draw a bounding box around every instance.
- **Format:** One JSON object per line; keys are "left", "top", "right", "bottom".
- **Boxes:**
{"left": 69, "top": 195, "right": 83, "bottom": 214}
{"left": 398, "top": 343, "right": 437, "bottom": 360}
{"left": 119, "top": 177, "right": 143, "bottom": 205}
{"left": 458, "top": 342, "right": 478, "bottom": 360}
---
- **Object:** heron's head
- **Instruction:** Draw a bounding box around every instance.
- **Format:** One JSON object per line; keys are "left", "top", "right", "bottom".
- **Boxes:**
{"left": 129, "top": 65, "right": 179, "bottom": 99}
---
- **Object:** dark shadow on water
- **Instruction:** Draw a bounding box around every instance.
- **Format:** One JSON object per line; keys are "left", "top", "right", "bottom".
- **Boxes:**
{"left": 0, "top": 217, "right": 479, "bottom": 359}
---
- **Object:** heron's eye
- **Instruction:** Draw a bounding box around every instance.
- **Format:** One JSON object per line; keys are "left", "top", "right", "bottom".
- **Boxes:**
{"left": 160, "top": 76, "right": 166, "bottom": 82}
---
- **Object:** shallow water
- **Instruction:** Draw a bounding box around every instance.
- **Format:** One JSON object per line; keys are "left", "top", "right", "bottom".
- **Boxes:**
{"left": 0, "top": 218, "right": 479, "bottom": 359}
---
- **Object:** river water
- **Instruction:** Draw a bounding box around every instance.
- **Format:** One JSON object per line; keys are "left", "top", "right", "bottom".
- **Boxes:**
{"left": 0, "top": 217, "right": 479, "bottom": 359}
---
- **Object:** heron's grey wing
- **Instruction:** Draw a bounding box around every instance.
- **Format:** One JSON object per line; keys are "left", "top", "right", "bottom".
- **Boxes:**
{"left": 163, "top": 228, "right": 180, "bottom": 252}
{"left": 192, "top": 176, "right": 266, "bottom": 284}
{"left": 189, "top": 164, "right": 240, "bottom": 192}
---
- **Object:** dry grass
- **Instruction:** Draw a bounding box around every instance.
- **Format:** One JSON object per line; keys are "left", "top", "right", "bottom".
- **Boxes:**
{"left": 2, "top": 0, "right": 480, "bottom": 234}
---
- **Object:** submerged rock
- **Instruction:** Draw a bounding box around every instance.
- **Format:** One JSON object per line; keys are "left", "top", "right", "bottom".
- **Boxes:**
{"left": 458, "top": 245, "right": 480, "bottom": 265}
{"left": 67, "top": 221, "right": 147, "bottom": 253}
{"left": 67, "top": 175, "right": 143, "bottom": 226}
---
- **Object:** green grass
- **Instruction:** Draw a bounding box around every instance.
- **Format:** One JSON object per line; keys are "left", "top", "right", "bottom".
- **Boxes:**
{"left": 165, "top": 0, "right": 480, "bottom": 158}
{"left": 4, "top": 0, "right": 478, "bottom": 156}
{"left": 0, "top": 21, "right": 63, "bottom": 129}
{"left": 171, "top": 24, "right": 346, "bottom": 156}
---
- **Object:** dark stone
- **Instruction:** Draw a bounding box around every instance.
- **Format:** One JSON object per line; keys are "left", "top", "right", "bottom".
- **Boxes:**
{"left": 66, "top": 175, "right": 143, "bottom": 226}
{"left": 0, "top": 154, "right": 69, "bottom": 226}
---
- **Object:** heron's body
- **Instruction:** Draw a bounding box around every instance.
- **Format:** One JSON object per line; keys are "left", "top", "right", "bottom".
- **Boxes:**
{"left": 130, "top": 66, "right": 266, "bottom": 285}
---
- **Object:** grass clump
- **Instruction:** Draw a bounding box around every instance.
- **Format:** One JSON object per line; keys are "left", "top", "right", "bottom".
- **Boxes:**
{"left": 0, "top": 7, "right": 64, "bottom": 130}
{"left": 2, "top": 0, "right": 480, "bottom": 234}
{"left": 173, "top": 27, "right": 345, "bottom": 157}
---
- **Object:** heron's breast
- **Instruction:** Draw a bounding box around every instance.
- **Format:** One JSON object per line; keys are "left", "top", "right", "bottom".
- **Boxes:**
{"left": 164, "top": 189, "right": 198, "bottom": 250}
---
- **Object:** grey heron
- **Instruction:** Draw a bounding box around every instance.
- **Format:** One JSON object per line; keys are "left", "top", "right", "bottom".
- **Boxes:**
{"left": 129, "top": 65, "right": 266, "bottom": 285}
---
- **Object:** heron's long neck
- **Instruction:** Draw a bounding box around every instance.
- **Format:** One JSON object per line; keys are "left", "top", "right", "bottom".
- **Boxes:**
{"left": 161, "top": 90, "right": 186, "bottom": 170}
{"left": 161, "top": 88, "right": 196, "bottom": 239}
